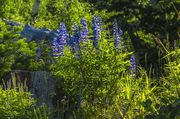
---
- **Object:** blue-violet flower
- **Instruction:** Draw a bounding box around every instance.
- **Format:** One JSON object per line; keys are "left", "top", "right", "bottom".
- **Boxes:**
{"left": 113, "top": 19, "right": 123, "bottom": 48}
{"left": 92, "top": 15, "right": 102, "bottom": 49}
{"left": 79, "top": 18, "right": 89, "bottom": 42}
{"left": 130, "top": 54, "right": 136, "bottom": 78}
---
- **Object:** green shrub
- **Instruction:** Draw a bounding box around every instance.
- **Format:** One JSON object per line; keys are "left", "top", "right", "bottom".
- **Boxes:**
{"left": 0, "top": 18, "right": 43, "bottom": 78}
{"left": 35, "top": 0, "right": 93, "bottom": 30}
{"left": 0, "top": 88, "right": 53, "bottom": 119}
{"left": 0, "top": 88, "right": 34, "bottom": 119}
{"left": 50, "top": 33, "right": 180, "bottom": 118}
{"left": 50, "top": 31, "right": 132, "bottom": 118}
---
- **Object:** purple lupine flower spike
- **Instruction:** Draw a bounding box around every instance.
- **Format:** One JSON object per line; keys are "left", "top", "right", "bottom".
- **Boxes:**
{"left": 58, "top": 22, "right": 68, "bottom": 55}
{"left": 73, "top": 23, "right": 80, "bottom": 45}
{"left": 52, "top": 38, "right": 59, "bottom": 56}
{"left": 92, "top": 15, "right": 102, "bottom": 49}
{"left": 72, "top": 23, "right": 80, "bottom": 58}
{"left": 67, "top": 24, "right": 79, "bottom": 49}
{"left": 130, "top": 54, "right": 136, "bottom": 78}
{"left": 51, "top": 22, "right": 68, "bottom": 56}
{"left": 80, "top": 18, "right": 89, "bottom": 42}
{"left": 113, "top": 19, "right": 123, "bottom": 48}
{"left": 36, "top": 47, "right": 42, "bottom": 60}
{"left": 59, "top": 22, "right": 68, "bottom": 45}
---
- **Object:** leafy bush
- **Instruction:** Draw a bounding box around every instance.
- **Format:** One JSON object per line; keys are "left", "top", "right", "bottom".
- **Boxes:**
{"left": 0, "top": 18, "right": 43, "bottom": 78}
{"left": 0, "top": 88, "right": 34, "bottom": 119}
{"left": 0, "top": 87, "right": 53, "bottom": 119}
{"left": 50, "top": 16, "right": 180, "bottom": 118}
{"left": 0, "top": 0, "right": 33, "bottom": 22}
{"left": 51, "top": 48, "right": 180, "bottom": 118}
{"left": 51, "top": 49, "right": 129, "bottom": 118}
{"left": 50, "top": 16, "right": 133, "bottom": 118}
{"left": 35, "top": 0, "right": 93, "bottom": 30}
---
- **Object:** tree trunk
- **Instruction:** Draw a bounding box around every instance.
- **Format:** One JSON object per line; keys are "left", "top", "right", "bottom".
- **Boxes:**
{"left": 30, "top": 0, "right": 41, "bottom": 25}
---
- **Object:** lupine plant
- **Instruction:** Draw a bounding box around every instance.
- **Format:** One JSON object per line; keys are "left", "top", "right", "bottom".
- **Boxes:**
{"left": 79, "top": 18, "right": 89, "bottom": 43}
{"left": 52, "top": 38, "right": 60, "bottom": 56}
{"left": 92, "top": 15, "right": 102, "bottom": 49}
{"left": 71, "top": 23, "right": 80, "bottom": 54}
{"left": 50, "top": 16, "right": 132, "bottom": 118}
{"left": 130, "top": 54, "right": 136, "bottom": 78}
{"left": 52, "top": 22, "right": 68, "bottom": 56}
{"left": 50, "top": 16, "right": 180, "bottom": 119}
{"left": 69, "top": 23, "right": 79, "bottom": 47}
{"left": 36, "top": 47, "right": 42, "bottom": 60}
{"left": 113, "top": 19, "right": 124, "bottom": 49}
{"left": 58, "top": 23, "right": 68, "bottom": 56}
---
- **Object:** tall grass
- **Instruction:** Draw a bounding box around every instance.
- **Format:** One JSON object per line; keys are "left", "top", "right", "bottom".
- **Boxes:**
{"left": 0, "top": 73, "right": 52, "bottom": 119}
{"left": 50, "top": 17, "right": 180, "bottom": 118}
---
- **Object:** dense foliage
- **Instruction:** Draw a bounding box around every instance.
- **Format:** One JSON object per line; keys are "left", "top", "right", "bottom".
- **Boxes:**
{"left": 88, "top": 0, "right": 180, "bottom": 74}
{"left": 0, "top": 88, "right": 34, "bottom": 118}
{"left": 49, "top": 16, "right": 179, "bottom": 118}
{"left": 0, "top": 0, "right": 179, "bottom": 119}
{"left": 0, "top": 19, "right": 39, "bottom": 78}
